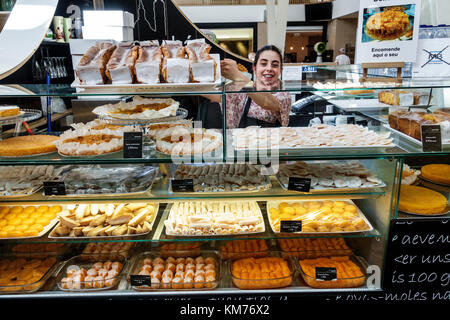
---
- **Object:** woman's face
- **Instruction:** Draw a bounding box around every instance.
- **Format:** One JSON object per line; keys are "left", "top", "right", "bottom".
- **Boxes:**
{"left": 253, "top": 50, "right": 281, "bottom": 90}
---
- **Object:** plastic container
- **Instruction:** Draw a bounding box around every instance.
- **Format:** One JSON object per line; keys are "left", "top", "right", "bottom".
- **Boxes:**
{"left": 0, "top": 254, "right": 59, "bottom": 294}
{"left": 298, "top": 255, "right": 367, "bottom": 289}
{"left": 128, "top": 250, "right": 221, "bottom": 291}
{"left": 217, "top": 239, "right": 270, "bottom": 260}
{"left": 79, "top": 241, "right": 135, "bottom": 260}
{"left": 55, "top": 255, "right": 126, "bottom": 292}
{"left": 230, "top": 252, "right": 294, "bottom": 290}
{"left": 277, "top": 237, "right": 353, "bottom": 259}
{"left": 156, "top": 241, "right": 205, "bottom": 256}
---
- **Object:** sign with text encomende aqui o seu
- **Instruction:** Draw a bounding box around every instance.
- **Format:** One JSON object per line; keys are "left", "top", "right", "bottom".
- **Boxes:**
{"left": 355, "top": 0, "right": 421, "bottom": 64}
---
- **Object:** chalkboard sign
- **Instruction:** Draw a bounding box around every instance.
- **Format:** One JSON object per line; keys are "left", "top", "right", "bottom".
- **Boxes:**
{"left": 383, "top": 218, "right": 450, "bottom": 301}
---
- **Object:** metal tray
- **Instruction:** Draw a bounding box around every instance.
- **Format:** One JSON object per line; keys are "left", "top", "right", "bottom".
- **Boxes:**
{"left": 128, "top": 250, "right": 221, "bottom": 291}
{"left": 384, "top": 124, "right": 450, "bottom": 148}
{"left": 164, "top": 202, "right": 265, "bottom": 237}
{"left": 48, "top": 203, "right": 159, "bottom": 239}
{"left": 267, "top": 199, "right": 374, "bottom": 235}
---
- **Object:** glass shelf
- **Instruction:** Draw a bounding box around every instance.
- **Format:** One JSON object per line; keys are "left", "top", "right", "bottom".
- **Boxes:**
{"left": 0, "top": 176, "right": 386, "bottom": 205}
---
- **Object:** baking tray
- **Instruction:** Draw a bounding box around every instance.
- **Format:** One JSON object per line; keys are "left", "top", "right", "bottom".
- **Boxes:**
{"left": 230, "top": 251, "right": 295, "bottom": 290}
{"left": 48, "top": 203, "right": 159, "bottom": 239}
{"left": 55, "top": 254, "right": 127, "bottom": 292}
{"left": 383, "top": 124, "right": 450, "bottom": 148}
{"left": 267, "top": 199, "right": 374, "bottom": 234}
{"left": 277, "top": 237, "right": 353, "bottom": 259}
{"left": 128, "top": 250, "right": 221, "bottom": 291}
{"left": 297, "top": 255, "right": 367, "bottom": 289}
{"left": 276, "top": 175, "right": 386, "bottom": 193}
{"left": 0, "top": 253, "right": 59, "bottom": 294}
{"left": 0, "top": 204, "right": 62, "bottom": 240}
{"left": 169, "top": 176, "right": 271, "bottom": 194}
{"left": 217, "top": 239, "right": 271, "bottom": 260}
{"left": 164, "top": 202, "right": 265, "bottom": 237}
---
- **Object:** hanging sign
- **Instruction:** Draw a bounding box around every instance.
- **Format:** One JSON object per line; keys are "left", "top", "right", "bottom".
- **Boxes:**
{"left": 355, "top": 0, "right": 421, "bottom": 64}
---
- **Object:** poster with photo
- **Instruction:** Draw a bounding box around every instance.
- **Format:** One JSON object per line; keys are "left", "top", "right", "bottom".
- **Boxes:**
{"left": 355, "top": 0, "right": 421, "bottom": 64}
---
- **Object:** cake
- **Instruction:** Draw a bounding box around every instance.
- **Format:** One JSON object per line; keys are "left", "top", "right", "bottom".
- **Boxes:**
{"left": 421, "top": 164, "right": 450, "bottom": 185}
{"left": 398, "top": 185, "right": 447, "bottom": 214}
{"left": 0, "top": 135, "right": 58, "bottom": 157}
{"left": 366, "top": 10, "right": 410, "bottom": 40}
{"left": 0, "top": 106, "right": 20, "bottom": 118}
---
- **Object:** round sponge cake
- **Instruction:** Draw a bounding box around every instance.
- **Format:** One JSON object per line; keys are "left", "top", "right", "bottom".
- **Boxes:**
{"left": 421, "top": 164, "right": 450, "bottom": 185}
{"left": 0, "top": 135, "right": 58, "bottom": 156}
{"left": 399, "top": 185, "right": 447, "bottom": 215}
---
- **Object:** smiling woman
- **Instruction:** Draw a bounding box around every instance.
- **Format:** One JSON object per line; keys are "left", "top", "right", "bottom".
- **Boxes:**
{"left": 204, "top": 45, "right": 292, "bottom": 128}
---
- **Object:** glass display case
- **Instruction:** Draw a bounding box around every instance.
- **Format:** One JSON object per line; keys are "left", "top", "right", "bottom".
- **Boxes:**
{"left": 0, "top": 69, "right": 448, "bottom": 301}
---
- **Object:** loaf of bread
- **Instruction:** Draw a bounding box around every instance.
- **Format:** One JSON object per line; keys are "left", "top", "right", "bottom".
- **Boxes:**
{"left": 135, "top": 40, "right": 162, "bottom": 84}
{"left": 185, "top": 39, "right": 216, "bottom": 83}
{"left": 105, "top": 41, "right": 139, "bottom": 84}
{"left": 161, "top": 40, "right": 189, "bottom": 83}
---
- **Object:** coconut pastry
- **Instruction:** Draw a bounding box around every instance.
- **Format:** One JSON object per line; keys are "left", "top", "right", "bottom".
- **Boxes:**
{"left": 161, "top": 40, "right": 189, "bottom": 83}
{"left": 92, "top": 96, "right": 179, "bottom": 120}
{"left": 134, "top": 40, "right": 162, "bottom": 84}
{"left": 105, "top": 41, "right": 139, "bottom": 84}
{"left": 185, "top": 39, "right": 216, "bottom": 83}
{"left": 155, "top": 127, "right": 222, "bottom": 156}
{"left": 174, "top": 163, "right": 271, "bottom": 192}
{"left": 164, "top": 201, "right": 264, "bottom": 236}
{"left": 54, "top": 122, "right": 139, "bottom": 156}
{"left": 75, "top": 42, "right": 117, "bottom": 85}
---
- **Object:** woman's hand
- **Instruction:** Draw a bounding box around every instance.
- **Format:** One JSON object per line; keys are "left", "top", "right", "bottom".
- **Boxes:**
{"left": 220, "top": 59, "right": 248, "bottom": 82}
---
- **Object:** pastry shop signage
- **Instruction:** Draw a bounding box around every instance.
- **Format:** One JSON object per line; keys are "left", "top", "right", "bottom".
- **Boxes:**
{"left": 383, "top": 219, "right": 450, "bottom": 301}
{"left": 355, "top": 0, "right": 422, "bottom": 64}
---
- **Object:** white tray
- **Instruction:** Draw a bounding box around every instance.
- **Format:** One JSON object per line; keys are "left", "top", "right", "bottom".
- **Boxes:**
{"left": 330, "top": 99, "right": 390, "bottom": 112}
{"left": 267, "top": 199, "right": 374, "bottom": 235}
{"left": 164, "top": 202, "right": 265, "bottom": 237}
{"left": 384, "top": 124, "right": 450, "bottom": 148}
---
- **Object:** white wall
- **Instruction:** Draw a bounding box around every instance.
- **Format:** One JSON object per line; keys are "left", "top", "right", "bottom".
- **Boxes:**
{"left": 179, "top": 4, "right": 305, "bottom": 24}
{"left": 332, "top": 0, "right": 359, "bottom": 19}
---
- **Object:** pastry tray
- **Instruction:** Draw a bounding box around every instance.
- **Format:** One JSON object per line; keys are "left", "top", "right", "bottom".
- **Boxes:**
{"left": 127, "top": 250, "right": 222, "bottom": 291}
{"left": 164, "top": 202, "right": 266, "bottom": 237}
{"left": 0, "top": 205, "right": 62, "bottom": 240}
{"left": 44, "top": 184, "right": 154, "bottom": 198}
{"left": 55, "top": 254, "right": 127, "bottom": 292}
{"left": 266, "top": 199, "right": 374, "bottom": 235}
{"left": 276, "top": 175, "right": 386, "bottom": 193}
{"left": 96, "top": 107, "right": 189, "bottom": 126}
{"left": 48, "top": 203, "right": 159, "bottom": 239}
{"left": 0, "top": 185, "right": 42, "bottom": 198}
{"left": 0, "top": 253, "right": 60, "bottom": 294}
{"left": 383, "top": 124, "right": 450, "bottom": 148}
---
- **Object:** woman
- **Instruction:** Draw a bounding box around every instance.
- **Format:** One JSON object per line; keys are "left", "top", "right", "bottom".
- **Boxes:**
{"left": 206, "top": 45, "right": 292, "bottom": 128}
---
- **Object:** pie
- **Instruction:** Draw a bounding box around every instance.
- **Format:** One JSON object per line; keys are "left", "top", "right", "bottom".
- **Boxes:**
{"left": 155, "top": 127, "right": 222, "bottom": 155}
{"left": 421, "top": 164, "right": 450, "bottom": 185}
{"left": 398, "top": 185, "right": 447, "bottom": 215}
{"left": 0, "top": 106, "right": 20, "bottom": 118}
{"left": 92, "top": 96, "right": 179, "bottom": 120}
{"left": 0, "top": 135, "right": 58, "bottom": 157}
{"left": 366, "top": 9, "right": 410, "bottom": 40}
{"left": 147, "top": 120, "right": 192, "bottom": 139}
{"left": 55, "top": 121, "right": 139, "bottom": 156}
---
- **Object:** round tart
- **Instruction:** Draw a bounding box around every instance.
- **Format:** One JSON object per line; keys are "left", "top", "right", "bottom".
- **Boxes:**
{"left": 93, "top": 96, "right": 179, "bottom": 120}
{"left": 421, "top": 164, "right": 450, "bottom": 185}
{"left": 366, "top": 10, "right": 410, "bottom": 40}
{"left": 0, "top": 135, "right": 58, "bottom": 157}
{"left": 156, "top": 127, "right": 222, "bottom": 155}
{"left": 398, "top": 185, "right": 447, "bottom": 215}
{"left": 0, "top": 106, "right": 20, "bottom": 118}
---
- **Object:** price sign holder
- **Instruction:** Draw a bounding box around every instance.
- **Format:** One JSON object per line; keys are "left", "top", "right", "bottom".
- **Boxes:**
{"left": 280, "top": 220, "right": 302, "bottom": 233}
{"left": 43, "top": 181, "right": 66, "bottom": 196}
{"left": 123, "top": 132, "right": 143, "bottom": 158}
{"left": 171, "top": 179, "right": 194, "bottom": 192}
{"left": 360, "top": 62, "right": 405, "bottom": 83}
{"left": 421, "top": 124, "right": 442, "bottom": 152}
{"left": 288, "top": 177, "right": 311, "bottom": 193}
{"left": 315, "top": 267, "right": 337, "bottom": 281}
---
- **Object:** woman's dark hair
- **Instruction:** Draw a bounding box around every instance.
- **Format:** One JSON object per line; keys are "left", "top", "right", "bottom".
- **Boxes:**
{"left": 253, "top": 45, "right": 283, "bottom": 68}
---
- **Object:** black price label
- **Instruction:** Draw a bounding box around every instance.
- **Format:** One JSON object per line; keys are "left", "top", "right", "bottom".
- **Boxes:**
{"left": 123, "top": 132, "right": 143, "bottom": 158}
{"left": 315, "top": 267, "right": 337, "bottom": 281}
{"left": 171, "top": 179, "right": 194, "bottom": 192}
{"left": 43, "top": 181, "right": 66, "bottom": 196}
{"left": 347, "top": 116, "right": 355, "bottom": 125}
{"left": 421, "top": 124, "right": 442, "bottom": 152}
{"left": 130, "top": 275, "right": 151, "bottom": 286}
{"left": 280, "top": 220, "right": 302, "bottom": 233}
{"left": 288, "top": 177, "right": 311, "bottom": 192}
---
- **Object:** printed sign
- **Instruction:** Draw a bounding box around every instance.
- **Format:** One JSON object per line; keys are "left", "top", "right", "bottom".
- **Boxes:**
{"left": 421, "top": 125, "right": 442, "bottom": 152}
{"left": 315, "top": 267, "right": 337, "bottom": 281}
{"left": 171, "top": 179, "right": 194, "bottom": 192}
{"left": 355, "top": 0, "right": 421, "bottom": 63}
{"left": 412, "top": 38, "right": 450, "bottom": 78}
{"left": 287, "top": 177, "right": 311, "bottom": 192}
{"left": 43, "top": 181, "right": 66, "bottom": 196}
{"left": 123, "top": 132, "right": 143, "bottom": 158}
{"left": 280, "top": 220, "right": 302, "bottom": 233}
